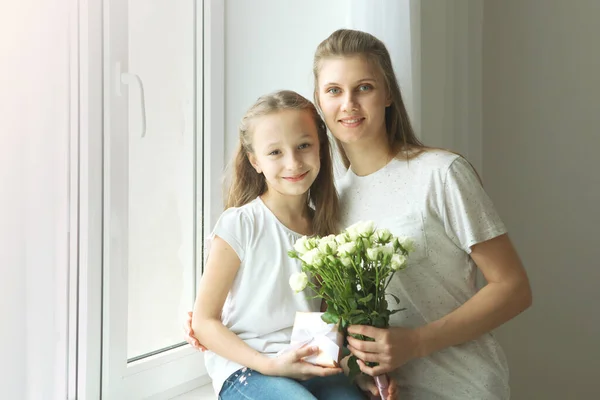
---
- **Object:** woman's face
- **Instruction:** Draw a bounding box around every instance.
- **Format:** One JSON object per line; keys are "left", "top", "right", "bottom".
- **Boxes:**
{"left": 316, "top": 55, "right": 391, "bottom": 147}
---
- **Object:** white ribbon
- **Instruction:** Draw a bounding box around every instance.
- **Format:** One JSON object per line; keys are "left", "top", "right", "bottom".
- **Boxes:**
{"left": 277, "top": 314, "right": 342, "bottom": 366}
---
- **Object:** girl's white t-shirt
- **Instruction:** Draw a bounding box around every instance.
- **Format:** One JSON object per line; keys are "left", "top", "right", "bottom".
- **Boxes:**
{"left": 203, "top": 197, "right": 321, "bottom": 395}
{"left": 337, "top": 150, "right": 510, "bottom": 400}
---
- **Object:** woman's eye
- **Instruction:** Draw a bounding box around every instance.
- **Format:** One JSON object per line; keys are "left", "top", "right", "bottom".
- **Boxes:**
{"left": 268, "top": 150, "right": 280, "bottom": 156}
{"left": 298, "top": 143, "right": 311, "bottom": 150}
{"left": 326, "top": 87, "right": 341, "bottom": 95}
{"left": 358, "top": 84, "right": 372, "bottom": 92}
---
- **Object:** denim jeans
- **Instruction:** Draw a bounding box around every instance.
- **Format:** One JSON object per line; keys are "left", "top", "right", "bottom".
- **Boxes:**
{"left": 219, "top": 367, "right": 366, "bottom": 400}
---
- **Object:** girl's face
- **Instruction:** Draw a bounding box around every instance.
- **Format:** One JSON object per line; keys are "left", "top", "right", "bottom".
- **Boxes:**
{"left": 248, "top": 109, "right": 321, "bottom": 199}
{"left": 316, "top": 55, "right": 391, "bottom": 147}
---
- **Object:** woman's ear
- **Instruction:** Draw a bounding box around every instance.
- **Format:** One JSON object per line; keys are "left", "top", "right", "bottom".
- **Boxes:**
{"left": 247, "top": 153, "right": 262, "bottom": 174}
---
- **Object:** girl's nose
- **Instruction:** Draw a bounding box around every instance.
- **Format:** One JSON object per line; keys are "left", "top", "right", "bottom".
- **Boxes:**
{"left": 287, "top": 154, "right": 303, "bottom": 170}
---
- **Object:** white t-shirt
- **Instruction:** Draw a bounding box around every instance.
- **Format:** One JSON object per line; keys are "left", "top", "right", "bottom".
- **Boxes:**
{"left": 337, "top": 150, "right": 510, "bottom": 400}
{"left": 203, "top": 197, "right": 321, "bottom": 395}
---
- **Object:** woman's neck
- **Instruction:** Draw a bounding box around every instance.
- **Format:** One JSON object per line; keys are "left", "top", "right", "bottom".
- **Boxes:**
{"left": 260, "top": 191, "right": 313, "bottom": 235}
{"left": 343, "top": 133, "right": 393, "bottom": 176}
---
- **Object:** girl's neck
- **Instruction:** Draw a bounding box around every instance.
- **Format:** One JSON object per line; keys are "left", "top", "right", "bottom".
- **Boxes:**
{"left": 343, "top": 132, "right": 394, "bottom": 176}
{"left": 260, "top": 191, "right": 313, "bottom": 236}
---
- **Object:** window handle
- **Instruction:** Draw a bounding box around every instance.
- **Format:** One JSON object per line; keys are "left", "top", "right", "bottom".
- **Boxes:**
{"left": 115, "top": 61, "right": 148, "bottom": 138}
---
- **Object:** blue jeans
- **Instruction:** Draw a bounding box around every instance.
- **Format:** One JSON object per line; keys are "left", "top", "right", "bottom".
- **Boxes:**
{"left": 219, "top": 367, "right": 366, "bottom": 400}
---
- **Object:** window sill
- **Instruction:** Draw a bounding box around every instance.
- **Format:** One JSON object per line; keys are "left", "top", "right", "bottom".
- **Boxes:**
{"left": 170, "top": 382, "right": 216, "bottom": 400}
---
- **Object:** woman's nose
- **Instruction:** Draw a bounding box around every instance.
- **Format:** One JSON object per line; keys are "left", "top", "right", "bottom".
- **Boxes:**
{"left": 342, "top": 93, "right": 358, "bottom": 112}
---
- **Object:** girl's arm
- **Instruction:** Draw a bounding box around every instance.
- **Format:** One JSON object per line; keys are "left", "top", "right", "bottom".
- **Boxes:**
{"left": 192, "top": 236, "right": 342, "bottom": 379}
{"left": 192, "top": 235, "right": 270, "bottom": 371}
{"left": 347, "top": 233, "right": 532, "bottom": 375}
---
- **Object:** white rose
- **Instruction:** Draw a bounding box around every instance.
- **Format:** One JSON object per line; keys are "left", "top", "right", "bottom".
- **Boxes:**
{"left": 293, "top": 236, "right": 311, "bottom": 255}
{"left": 381, "top": 245, "right": 394, "bottom": 257}
{"left": 345, "top": 221, "right": 376, "bottom": 240}
{"left": 300, "top": 248, "right": 323, "bottom": 266}
{"left": 374, "top": 228, "right": 392, "bottom": 243}
{"left": 340, "top": 257, "right": 353, "bottom": 267}
{"left": 391, "top": 253, "right": 407, "bottom": 270}
{"left": 337, "top": 241, "right": 357, "bottom": 257}
{"left": 366, "top": 247, "right": 380, "bottom": 261}
{"left": 289, "top": 272, "right": 308, "bottom": 292}
{"left": 335, "top": 233, "right": 349, "bottom": 245}
{"left": 355, "top": 221, "right": 376, "bottom": 237}
{"left": 397, "top": 236, "right": 415, "bottom": 253}
{"left": 318, "top": 238, "right": 338, "bottom": 254}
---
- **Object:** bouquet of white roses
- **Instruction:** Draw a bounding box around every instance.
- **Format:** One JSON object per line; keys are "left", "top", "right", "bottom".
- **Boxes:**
{"left": 288, "top": 220, "right": 413, "bottom": 392}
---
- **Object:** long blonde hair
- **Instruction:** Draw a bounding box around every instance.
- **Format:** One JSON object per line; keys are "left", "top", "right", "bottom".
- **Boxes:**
{"left": 313, "top": 29, "right": 425, "bottom": 168}
{"left": 225, "top": 90, "right": 339, "bottom": 236}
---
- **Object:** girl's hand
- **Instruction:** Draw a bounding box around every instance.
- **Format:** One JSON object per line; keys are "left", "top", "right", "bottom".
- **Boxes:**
{"left": 265, "top": 345, "right": 343, "bottom": 380}
{"left": 183, "top": 311, "right": 207, "bottom": 351}
{"left": 355, "top": 374, "right": 400, "bottom": 399}
{"left": 347, "top": 325, "right": 421, "bottom": 376}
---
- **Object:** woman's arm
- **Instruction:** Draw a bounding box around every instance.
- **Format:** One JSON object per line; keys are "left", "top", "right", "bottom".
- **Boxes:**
{"left": 415, "top": 233, "right": 532, "bottom": 356}
{"left": 347, "top": 233, "right": 532, "bottom": 375}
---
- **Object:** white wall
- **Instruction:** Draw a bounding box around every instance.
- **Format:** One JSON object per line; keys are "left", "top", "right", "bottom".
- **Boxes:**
{"left": 483, "top": 1, "right": 600, "bottom": 398}
{"left": 224, "top": 0, "right": 351, "bottom": 159}
{"left": 0, "top": 1, "right": 70, "bottom": 398}
{"left": 419, "top": 0, "right": 484, "bottom": 172}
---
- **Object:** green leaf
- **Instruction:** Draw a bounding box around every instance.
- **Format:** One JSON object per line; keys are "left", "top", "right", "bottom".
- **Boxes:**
{"left": 358, "top": 293, "right": 374, "bottom": 304}
{"left": 340, "top": 346, "right": 351, "bottom": 359}
{"left": 347, "top": 356, "right": 360, "bottom": 381}
{"left": 321, "top": 311, "right": 340, "bottom": 324}
{"left": 348, "top": 297, "right": 358, "bottom": 310}
{"left": 387, "top": 292, "right": 401, "bottom": 304}
{"left": 372, "top": 316, "right": 388, "bottom": 328}
{"left": 389, "top": 307, "right": 407, "bottom": 315}
{"left": 349, "top": 314, "right": 370, "bottom": 325}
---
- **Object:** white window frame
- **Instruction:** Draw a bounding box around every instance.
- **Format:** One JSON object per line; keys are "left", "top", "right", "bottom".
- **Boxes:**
{"left": 71, "top": 0, "right": 224, "bottom": 398}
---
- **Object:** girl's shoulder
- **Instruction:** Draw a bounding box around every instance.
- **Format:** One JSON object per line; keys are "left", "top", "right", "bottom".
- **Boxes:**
{"left": 216, "top": 198, "right": 262, "bottom": 230}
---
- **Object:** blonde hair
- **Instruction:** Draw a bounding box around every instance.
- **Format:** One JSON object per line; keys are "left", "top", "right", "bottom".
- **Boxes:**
{"left": 225, "top": 90, "right": 339, "bottom": 237}
{"left": 313, "top": 29, "right": 425, "bottom": 168}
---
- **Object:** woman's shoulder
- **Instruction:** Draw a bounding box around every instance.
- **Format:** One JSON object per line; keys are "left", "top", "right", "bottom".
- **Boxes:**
{"left": 393, "top": 147, "right": 464, "bottom": 174}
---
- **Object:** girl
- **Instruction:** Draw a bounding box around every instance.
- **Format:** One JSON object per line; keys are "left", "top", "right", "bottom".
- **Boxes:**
{"left": 190, "top": 90, "right": 370, "bottom": 399}
{"left": 312, "top": 29, "right": 532, "bottom": 399}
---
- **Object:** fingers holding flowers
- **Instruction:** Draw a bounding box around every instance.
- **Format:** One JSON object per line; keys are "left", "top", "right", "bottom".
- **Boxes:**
{"left": 347, "top": 324, "right": 421, "bottom": 376}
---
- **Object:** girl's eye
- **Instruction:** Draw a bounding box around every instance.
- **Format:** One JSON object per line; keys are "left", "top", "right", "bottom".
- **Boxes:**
{"left": 268, "top": 150, "right": 280, "bottom": 156}
{"left": 326, "top": 87, "right": 341, "bottom": 95}
{"left": 358, "top": 84, "right": 372, "bottom": 92}
{"left": 298, "top": 143, "right": 311, "bottom": 150}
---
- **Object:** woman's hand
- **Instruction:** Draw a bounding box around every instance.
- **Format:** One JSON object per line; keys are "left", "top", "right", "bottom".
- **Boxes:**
{"left": 264, "top": 345, "right": 343, "bottom": 381}
{"left": 355, "top": 373, "right": 400, "bottom": 399}
{"left": 347, "top": 325, "right": 421, "bottom": 376}
{"left": 183, "top": 311, "right": 207, "bottom": 351}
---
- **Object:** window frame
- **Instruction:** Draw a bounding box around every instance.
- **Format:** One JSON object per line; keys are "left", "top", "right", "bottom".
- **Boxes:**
{"left": 72, "top": 0, "right": 224, "bottom": 398}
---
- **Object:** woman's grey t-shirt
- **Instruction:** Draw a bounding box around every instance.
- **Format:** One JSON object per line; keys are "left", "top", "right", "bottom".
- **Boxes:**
{"left": 337, "top": 150, "right": 510, "bottom": 400}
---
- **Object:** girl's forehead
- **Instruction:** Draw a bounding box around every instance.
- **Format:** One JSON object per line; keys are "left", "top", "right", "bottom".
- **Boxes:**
{"left": 252, "top": 110, "right": 317, "bottom": 142}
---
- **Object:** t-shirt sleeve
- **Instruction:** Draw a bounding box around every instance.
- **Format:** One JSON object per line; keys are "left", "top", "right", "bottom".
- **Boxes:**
{"left": 441, "top": 157, "right": 507, "bottom": 253}
{"left": 208, "top": 207, "right": 253, "bottom": 261}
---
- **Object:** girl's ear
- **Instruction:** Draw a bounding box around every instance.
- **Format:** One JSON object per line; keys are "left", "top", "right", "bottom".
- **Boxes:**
{"left": 247, "top": 153, "right": 262, "bottom": 173}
